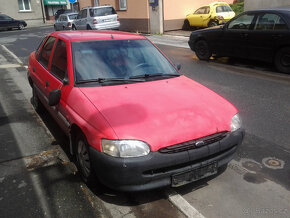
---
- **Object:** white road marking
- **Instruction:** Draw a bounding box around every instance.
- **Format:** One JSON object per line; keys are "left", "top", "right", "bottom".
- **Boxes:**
{"left": 167, "top": 190, "right": 206, "bottom": 218}
{"left": 0, "top": 64, "right": 23, "bottom": 68}
{"left": 1, "top": 44, "right": 23, "bottom": 64}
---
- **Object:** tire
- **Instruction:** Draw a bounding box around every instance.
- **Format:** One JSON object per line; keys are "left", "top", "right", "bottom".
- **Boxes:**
{"left": 194, "top": 40, "right": 212, "bottom": 60}
{"left": 54, "top": 25, "right": 57, "bottom": 31}
{"left": 183, "top": 19, "right": 190, "bottom": 30}
{"left": 72, "top": 25, "right": 77, "bottom": 30}
{"left": 86, "top": 24, "right": 92, "bottom": 30}
{"left": 18, "top": 23, "right": 24, "bottom": 30}
{"left": 274, "top": 47, "right": 290, "bottom": 74}
{"left": 32, "top": 86, "right": 44, "bottom": 113}
{"left": 208, "top": 21, "right": 218, "bottom": 27}
{"left": 75, "top": 132, "right": 96, "bottom": 185}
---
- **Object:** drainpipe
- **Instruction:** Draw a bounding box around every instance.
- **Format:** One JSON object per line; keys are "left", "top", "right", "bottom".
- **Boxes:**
{"left": 40, "top": 0, "right": 45, "bottom": 23}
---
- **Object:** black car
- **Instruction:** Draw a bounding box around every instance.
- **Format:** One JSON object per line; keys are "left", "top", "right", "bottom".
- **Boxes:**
{"left": 54, "top": 9, "right": 72, "bottom": 20}
{"left": 188, "top": 8, "right": 290, "bottom": 74}
{"left": 0, "top": 14, "right": 27, "bottom": 31}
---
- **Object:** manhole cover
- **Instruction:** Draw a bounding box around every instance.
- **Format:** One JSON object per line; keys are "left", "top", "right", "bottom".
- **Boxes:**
{"left": 262, "top": 157, "right": 285, "bottom": 169}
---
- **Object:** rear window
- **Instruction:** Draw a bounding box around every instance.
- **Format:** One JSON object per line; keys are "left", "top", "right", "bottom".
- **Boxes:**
{"left": 216, "top": 5, "right": 233, "bottom": 13}
{"left": 69, "top": 14, "right": 78, "bottom": 20}
{"left": 89, "top": 7, "right": 116, "bottom": 17}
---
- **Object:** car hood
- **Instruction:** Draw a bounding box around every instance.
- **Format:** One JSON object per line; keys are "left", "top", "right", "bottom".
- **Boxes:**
{"left": 79, "top": 76, "right": 237, "bottom": 151}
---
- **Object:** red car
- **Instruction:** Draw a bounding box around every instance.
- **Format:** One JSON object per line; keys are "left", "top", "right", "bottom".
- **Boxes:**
{"left": 27, "top": 31, "right": 244, "bottom": 191}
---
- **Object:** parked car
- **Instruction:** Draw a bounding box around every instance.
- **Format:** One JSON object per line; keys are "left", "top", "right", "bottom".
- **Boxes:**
{"left": 184, "top": 1, "right": 235, "bottom": 29}
{"left": 188, "top": 8, "right": 290, "bottom": 74}
{"left": 27, "top": 31, "right": 244, "bottom": 191}
{"left": 54, "top": 9, "right": 72, "bottom": 21}
{"left": 54, "top": 13, "right": 78, "bottom": 31}
{"left": 72, "top": 6, "right": 120, "bottom": 30}
{"left": 0, "top": 14, "right": 27, "bottom": 30}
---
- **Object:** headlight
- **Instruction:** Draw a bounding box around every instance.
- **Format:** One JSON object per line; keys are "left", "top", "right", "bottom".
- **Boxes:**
{"left": 231, "top": 113, "right": 242, "bottom": 132}
{"left": 102, "top": 139, "right": 150, "bottom": 158}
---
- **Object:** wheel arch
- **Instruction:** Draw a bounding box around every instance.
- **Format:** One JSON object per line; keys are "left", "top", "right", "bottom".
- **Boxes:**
{"left": 69, "top": 123, "right": 84, "bottom": 155}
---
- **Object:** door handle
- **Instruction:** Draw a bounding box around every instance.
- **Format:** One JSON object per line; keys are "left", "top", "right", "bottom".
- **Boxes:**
{"left": 240, "top": 33, "right": 248, "bottom": 38}
{"left": 45, "top": 81, "right": 49, "bottom": 87}
{"left": 272, "top": 34, "right": 281, "bottom": 39}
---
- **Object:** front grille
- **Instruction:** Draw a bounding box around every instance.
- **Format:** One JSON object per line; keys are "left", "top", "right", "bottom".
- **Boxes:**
{"left": 158, "top": 131, "right": 228, "bottom": 154}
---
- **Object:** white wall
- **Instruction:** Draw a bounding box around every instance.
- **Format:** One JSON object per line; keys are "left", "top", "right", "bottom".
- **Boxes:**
{"left": 245, "top": 0, "right": 290, "bottom": 11}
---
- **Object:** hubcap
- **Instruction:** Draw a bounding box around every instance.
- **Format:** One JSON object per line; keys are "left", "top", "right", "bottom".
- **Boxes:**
{"left": 77, "top": 140, "right": 91, "bottom": 177}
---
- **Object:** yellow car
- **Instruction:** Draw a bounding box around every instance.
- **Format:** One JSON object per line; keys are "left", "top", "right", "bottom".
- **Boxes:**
{"left": 184, "top": 2, "right": 235, "bottom": 29}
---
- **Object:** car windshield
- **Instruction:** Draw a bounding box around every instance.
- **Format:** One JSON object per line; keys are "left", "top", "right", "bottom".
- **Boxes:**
{"left": 90, "top": 7, "right": 116, "bottom": 17}
{"left": 72, "top": 39, "right": 179, "bottom": 84}
{"left": 69, "top": 14, "right": 78, "bottom": 20}
{"left": 216, "top": 5, "right": 233, "bottom": 13}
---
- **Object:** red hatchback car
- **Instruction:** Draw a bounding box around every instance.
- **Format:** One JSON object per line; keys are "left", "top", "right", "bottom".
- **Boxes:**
{"left": 27, "top": 31, "right": 244, "bottom": 191}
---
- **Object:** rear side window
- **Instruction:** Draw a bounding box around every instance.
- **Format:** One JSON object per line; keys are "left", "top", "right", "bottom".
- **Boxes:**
{"left": 90, "top": 7, "right": 116, "bottom": 17}
{"left": 216, "top": 5, "right": 233, "bottom": 13}
{"left": 50, "top": 40, "right": 67, "bottom": 81}
{"left": 254, "top": 13, "right": 288, "bottom": 30}
{"left": 81, "top": 9, "right": 87, "bottom": 18}
{"left": 38, "top": 37, "right": 56, "bottom": 69}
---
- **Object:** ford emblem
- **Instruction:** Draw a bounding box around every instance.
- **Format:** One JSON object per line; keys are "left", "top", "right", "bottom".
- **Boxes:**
{"left": 195, "top": 141, "right": 205, "bottom": 148}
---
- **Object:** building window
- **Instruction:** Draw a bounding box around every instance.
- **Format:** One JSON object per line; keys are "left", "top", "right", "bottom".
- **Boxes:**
{"left": 18, "top": 0, "right": 31, "bottom": 11}
{"left": 119, "top": 0, "right": 127, "bottom": 10}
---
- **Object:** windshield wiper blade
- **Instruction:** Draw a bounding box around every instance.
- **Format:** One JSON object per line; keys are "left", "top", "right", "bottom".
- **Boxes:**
{"left": 130, "top": 73, "right": 180, "bottom": 79}
{"left": 76, "top": 77, "right": 144, "bottom": 84}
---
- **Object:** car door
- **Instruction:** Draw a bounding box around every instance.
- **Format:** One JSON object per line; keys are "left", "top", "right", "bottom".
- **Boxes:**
{"left": 35, "top": 36, "right": 57, "bottom": 106}
{"left": 217, "top": 12, "right": 256, "bottom": 58}
{"left": 46, "top": 39, "right": 71, "bottom": 133}
{"left": 188, "top": 7, "right": 210, "bottom": 27}
{"left": 247, "top": 12, "right": 289, "bottom": 62}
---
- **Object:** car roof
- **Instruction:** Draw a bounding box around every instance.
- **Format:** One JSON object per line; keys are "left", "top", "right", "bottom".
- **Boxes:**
{"left": 82, "top": 5, "right": 113, "bottom": 9}
{"left": 50, "top": 31, "right": 146, "bottom": 42}
{"left": 245, "top": 8, "right": 290, "bottom": 13}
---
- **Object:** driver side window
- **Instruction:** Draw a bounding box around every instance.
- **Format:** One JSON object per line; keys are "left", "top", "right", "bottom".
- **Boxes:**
{"left": 228, "top": 14, "right": 255, "bottom": 30}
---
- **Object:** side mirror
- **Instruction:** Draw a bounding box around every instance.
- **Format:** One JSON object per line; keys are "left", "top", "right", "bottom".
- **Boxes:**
{"left": 48, "top": 89, "right": 61, "bottom": 106}
{"left": 176, "top": 64, "right": 181, "bottom": 70}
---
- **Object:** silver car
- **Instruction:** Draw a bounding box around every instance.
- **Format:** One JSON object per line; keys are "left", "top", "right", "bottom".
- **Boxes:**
{"left": 72, "top": 6, "right": 120, "bottom": 30}
{"left": 54, "top": 13, "right": 78, "bottom": 31}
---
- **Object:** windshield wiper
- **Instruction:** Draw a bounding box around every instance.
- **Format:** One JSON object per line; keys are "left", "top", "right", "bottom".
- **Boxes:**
{"left": 76, "top": 77, "right": 144, "bottom": 84}
{"left": 130, "top": 73, "right": 180, "bottom": 79}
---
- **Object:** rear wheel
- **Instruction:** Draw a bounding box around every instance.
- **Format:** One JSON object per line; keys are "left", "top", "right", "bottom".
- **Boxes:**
{"left": 32, "top": 86, "right": 44, "bottom": 113}
{"left": 195, "top": 40, "right": 212, "bottom": 60}
{"left": 75, "top": 132, "right": 96, "bottom": 185}
{"left": 275, "top": 47, "right": 290, "bottom": 74}
{"left": 183, "top": 19, "right": 190, "bottom": 30}
{"left": 208, "top": 21, "right": 218, "bottom": 27}
{"left": 86, "top": 24, "right": 92, "bottom": 30}
{"left": 72, "top": 25, "right": 77, "bottom": 30}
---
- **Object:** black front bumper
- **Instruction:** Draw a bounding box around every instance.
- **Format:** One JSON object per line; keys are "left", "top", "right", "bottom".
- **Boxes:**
{"left": 90, "top": 129, "right": 245, "bottom": 191}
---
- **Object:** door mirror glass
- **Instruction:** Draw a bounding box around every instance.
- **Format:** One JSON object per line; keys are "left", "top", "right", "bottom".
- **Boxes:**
{"left": 48, "top": 89, "right": 61, "bottom": 106}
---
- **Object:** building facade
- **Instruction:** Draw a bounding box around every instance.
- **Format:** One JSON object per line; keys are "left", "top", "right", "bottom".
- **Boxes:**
{"left": 94, "top": 0, "right": 233, "bottom": 33}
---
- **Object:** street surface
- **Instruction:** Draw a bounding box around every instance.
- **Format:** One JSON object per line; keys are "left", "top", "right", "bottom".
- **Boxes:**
{"left": 0, "top": 26, "right": 289, "bottom": 218}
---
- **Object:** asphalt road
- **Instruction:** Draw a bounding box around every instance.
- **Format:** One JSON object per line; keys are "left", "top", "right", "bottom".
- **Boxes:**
{"left": 0, "top": 26, "right": 289, "bottom": 218}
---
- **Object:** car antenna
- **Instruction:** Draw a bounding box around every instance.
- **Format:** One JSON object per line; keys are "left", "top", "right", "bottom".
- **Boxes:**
{"left": 111, "top": 34, "right": 114, "bottom": 39}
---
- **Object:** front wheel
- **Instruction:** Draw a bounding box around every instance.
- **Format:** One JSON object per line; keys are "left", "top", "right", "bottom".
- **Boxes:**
{"left": 194, "top": 40, "right": 212, "bottom": 60}
{"left": 18, "top": 23, "right": 24, "bottom": 30}
{"left": 275, "top": 47, "right": 290, "bottom": 74}
{"left": 75, "top": 132, "right": 96, "bottom": 185}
